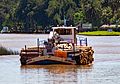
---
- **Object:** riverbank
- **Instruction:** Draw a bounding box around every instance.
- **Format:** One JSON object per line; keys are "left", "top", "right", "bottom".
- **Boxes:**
{"left": 78, "top": 31, "right": 120, "bottom": 36}
{"left": 0, "top": 46, "right": 18, "bottom": 55}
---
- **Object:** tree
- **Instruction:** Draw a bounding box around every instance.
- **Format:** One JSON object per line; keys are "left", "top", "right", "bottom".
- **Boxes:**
{"left": 1, "top": 0, "right": 120, "bottom": 32}
{"left": 101, "top": 7, "right": 112, "bottom": 25}
{"left": 0, "top": 0, "right": 20, "bottom": 30}
{"left": 73, "top": 11, "right": 84, "bottom": 25}
{"left": 80, "top": 0, "right": 102, "bottom": 28}
{"left": 46, "top": 0, "right": 77, "bottom": 26}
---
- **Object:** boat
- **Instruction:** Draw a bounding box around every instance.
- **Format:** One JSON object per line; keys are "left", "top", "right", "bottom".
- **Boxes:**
{"left": 20, "top": 26, "right": 94, "bottom": 65}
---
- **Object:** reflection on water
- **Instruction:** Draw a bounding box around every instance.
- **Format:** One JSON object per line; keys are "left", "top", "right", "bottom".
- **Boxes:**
{"left": 21, "top": 65, "right": 93, "bottom": 84}
{"left": 0, "top": 34, "right": 120, "bottom": 84}
{"left": 21, "top": 65, "right": 93, "bottom": 74}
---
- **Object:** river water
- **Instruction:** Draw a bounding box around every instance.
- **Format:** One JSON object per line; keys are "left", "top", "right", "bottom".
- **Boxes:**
{"left": 0, "top": 34, "right": 120, "bottom": 84}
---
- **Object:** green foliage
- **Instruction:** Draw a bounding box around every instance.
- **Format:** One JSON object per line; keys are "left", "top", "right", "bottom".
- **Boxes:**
{"left": 74, "top": 11, "right": 84, "bottom": 25}
{"left": 101, "top": 7, "right": 112, "bottom": 24}
{"left": 0, "top": 0, "right": 120, "bottom": 32}
{"left": 0, "top": 46, "right": 19, "bottom": 55}
{"left": 79, "top": 31, "right": 120, "bottom": 36}
{"left": 46, "top": 0, "right": 77, "bottom": 26}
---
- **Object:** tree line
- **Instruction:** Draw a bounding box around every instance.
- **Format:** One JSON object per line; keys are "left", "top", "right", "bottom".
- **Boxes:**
{"left": 0, "top": 0, "right": 120, "bottom": 33}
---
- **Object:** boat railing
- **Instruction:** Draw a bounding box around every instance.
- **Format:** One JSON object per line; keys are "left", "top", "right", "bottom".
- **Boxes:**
{"left": 77, "top": 36, "right": 87, "bottom": 46}
{"left": 37, "top": 39, "right": 46, "bottom": 47}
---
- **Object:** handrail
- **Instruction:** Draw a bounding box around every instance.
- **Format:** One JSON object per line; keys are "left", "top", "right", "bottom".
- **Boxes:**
{"left": 37, "top": 39, "right": 47, "bottom": 55}
{"left": 77, "top": 36, "right": 88, "bottom": 46}
{"left": 37, "top": 39, "right": 47, "bottom": 46}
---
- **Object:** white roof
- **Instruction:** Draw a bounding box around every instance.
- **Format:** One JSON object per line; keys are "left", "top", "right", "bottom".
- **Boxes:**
{"left": 101, "top": 25, "right": 120, "bottom": 28}
{"left": 52, "top": 26, "right": 76, "bottom": 29}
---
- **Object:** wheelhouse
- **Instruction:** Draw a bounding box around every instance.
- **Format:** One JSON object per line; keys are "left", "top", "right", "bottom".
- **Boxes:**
{"left": 52, "top": 26, "right": 77, "bottom": 44}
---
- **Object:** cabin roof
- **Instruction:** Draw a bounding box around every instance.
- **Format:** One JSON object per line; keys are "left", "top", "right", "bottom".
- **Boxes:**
{"left": 52, "top": 26, "right": 76, "bottom": 29}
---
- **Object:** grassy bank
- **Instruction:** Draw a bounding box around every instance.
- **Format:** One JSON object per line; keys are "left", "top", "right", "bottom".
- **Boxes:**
{"left": 78, "top": 31, "right": 120, "bottom": 36}
{"left": 0, "top": 46, "right": 18, "bottom": 55}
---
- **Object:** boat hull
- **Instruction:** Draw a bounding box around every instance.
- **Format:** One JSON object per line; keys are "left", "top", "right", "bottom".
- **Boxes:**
{"left": 27, "top": 60, "right": 74, "bottom": 65}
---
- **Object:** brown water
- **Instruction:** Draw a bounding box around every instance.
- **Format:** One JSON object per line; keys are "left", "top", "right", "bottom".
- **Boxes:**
{"left": 0, "top": 34, "right": 120, "bottom": 84}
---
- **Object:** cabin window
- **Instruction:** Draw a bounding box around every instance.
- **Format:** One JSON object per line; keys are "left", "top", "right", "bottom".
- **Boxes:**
{"left": 55, "top": 29, "right": 72, "bottom": 35}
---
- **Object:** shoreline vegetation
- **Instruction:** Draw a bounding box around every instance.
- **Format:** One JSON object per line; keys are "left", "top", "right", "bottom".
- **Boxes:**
{"left": 1, "top": 1, "right": 120, "bottom": 33}
{"left": 1, "top": 31, "right": 120, "bottom": 36}
{"left": 78, "top": 31, "right": 120, "bottom": 36}
{"left": 0, "top": 46, "right": 19, "bottom": 55}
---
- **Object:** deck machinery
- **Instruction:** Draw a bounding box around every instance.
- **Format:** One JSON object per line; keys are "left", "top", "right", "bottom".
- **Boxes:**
{"left": 20, "top": 26, "right": 94, "bottom": 65}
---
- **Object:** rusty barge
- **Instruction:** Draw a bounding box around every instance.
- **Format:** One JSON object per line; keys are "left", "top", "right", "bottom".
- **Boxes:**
{"left": 20, "top": 26, "right": 94, "bottom": 65}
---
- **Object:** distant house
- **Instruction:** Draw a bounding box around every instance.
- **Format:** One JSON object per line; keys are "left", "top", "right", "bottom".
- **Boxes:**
{"left": 77, "top": 23, "right": 92, "bottom": 32}
{"left": 100, "top": 25, "right": 120, "bottom": 31}
{"left": 1, "top": 26, "right": 9, "bottom": 33}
